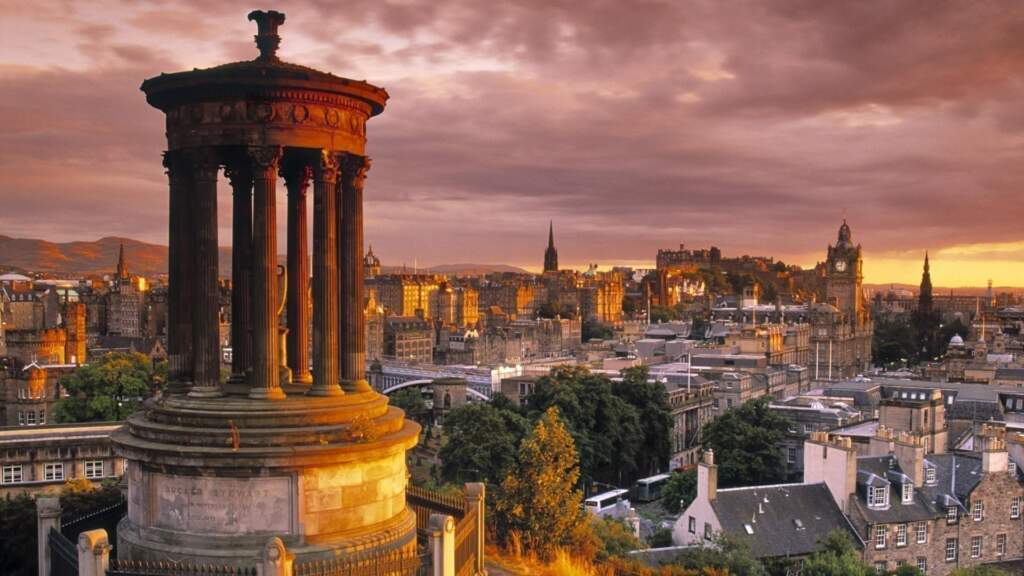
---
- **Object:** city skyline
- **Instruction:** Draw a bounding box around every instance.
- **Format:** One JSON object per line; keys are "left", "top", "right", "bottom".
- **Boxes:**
{"left": 2, "top": 1, "right": 1024, "bottom": 286}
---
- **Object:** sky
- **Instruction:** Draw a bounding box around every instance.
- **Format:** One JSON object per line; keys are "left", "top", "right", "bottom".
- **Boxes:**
{"left": 1, "top": 0, "right": 1023, "bottom": 286}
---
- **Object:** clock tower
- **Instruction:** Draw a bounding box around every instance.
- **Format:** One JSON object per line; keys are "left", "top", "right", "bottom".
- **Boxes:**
{"left": 825, "top": 219, "right": 866, "bottom": 327}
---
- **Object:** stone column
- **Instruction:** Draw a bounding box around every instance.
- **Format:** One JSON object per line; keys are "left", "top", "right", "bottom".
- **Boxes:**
{"left": 310, "top": 150, "right": 342, "bottom": 396}
{"left": 429, "top": 514, "right": 455, "bottom": 576}
{"left": 339, "top": 154, "right": 372, "bottom": 393}
{"left": 248, "top": 146, "right": 286, "bottom": 400}
{"left": 163, "top": 151, "right": 193, "bottom": 394}
{"left": 283, "top": 161, "right": 312, "bottom": 385}
{"left": 36, "top": 496, "right": 60, "bottom": 576}
{"left": 226, "top": 163, "right": 254, "bottom": 387}
{"left": 77, "top": 529, "right": 111, "bottom": 576}
{"left": 187, "top": 148, "right": 223, "bottom": 398}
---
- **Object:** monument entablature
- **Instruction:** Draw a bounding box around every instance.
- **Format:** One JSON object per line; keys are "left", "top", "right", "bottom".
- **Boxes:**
{"left": 112, "top": 10, "right": 421, "bottom": 568}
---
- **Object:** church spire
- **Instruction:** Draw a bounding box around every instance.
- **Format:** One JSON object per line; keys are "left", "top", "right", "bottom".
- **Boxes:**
{"left": 543, "top": 221, "right": 559, "bottom": 273}
{"left": 919, "top": 251, "right": 933, "bottom": 312}
{"left": 116, "top": 242, "right": 129, "bottom": 280}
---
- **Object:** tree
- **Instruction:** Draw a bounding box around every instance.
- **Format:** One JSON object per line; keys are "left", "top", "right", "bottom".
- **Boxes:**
{"left": 582, "top": 319, "right": 615, "bottom": 341}
{"left": 390, "top": 387, "right": 428, "bottom": 426}
{"left": 649, "top": 527, "right": 674, "bottom": 548}
{"left": 671, "top": 534, "right": 767, "bottom": 576}
{"left": 650, "top": 305, "right": 678, "bottom": 324}
{"left": 537, "top": 300, "right": 560, "bottom": 319}
{"left": 495, "top": 407, "right": 585, "bottom": 559}
{"left": 60, "top": 478, "right": 123, "bottom": 520}
{"left": 590, "top": 516, "right": 642, "bottom": 560}
{"left": 616, "top": 367, "right": 673, "bottom": 477}
{"left": 0, "top": 494, "right": 37, "bottom": 576}
{"left": 54, "top": 352, "right": 156, "bottom": 423}
{"left": 439, "top": 401, "right": 529, "bottom": 486}
{"left": 701, "top": 397, "right": 791, "bottom": 487}
{"left": 661, "top": 469, "right": 697, "bottom": 514}
{"left": 873, "top": 314, "right": 917, "bottom": 367}
{"left": 798, "top": 530, "right": 874, "bottom": 576}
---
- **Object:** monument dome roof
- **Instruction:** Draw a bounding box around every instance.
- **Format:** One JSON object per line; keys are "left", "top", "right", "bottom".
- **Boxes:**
{"left": 949, "top": 334, "right": 964, "bottom": 346}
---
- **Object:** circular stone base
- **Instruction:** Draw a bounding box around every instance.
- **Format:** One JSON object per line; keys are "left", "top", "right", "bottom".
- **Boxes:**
{"left": 112, "top": 390, "right": 420, "bottom": 568}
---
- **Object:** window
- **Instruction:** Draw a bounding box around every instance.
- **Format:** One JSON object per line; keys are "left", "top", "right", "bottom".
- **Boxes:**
{"left": 1010, "top": 462, "right": 1018, "bottom": 476}
{"left": 868, "top": 485, "right": 889, "bottom": 508}
{"left": 38, "top": 410, "right": 45, "bottom": 424}
{"left": 915, "top": 521, "right": 927, "bottom": 544}
{"left": 26, "top": 411, "right": 36, "bottom": 426}
{"left": 17, "top": 412, "right": 24, "bottom": 426}
{"left": 947, "top": 505, "right": 958, "bottom": 524}
{"left": 44, "top": 463, "right": 63, "bottom": 481}
{"left": 970, "top": 535, "right": 982, "bottom": 558}
{"left": 972, "top": 500, "right": 984, "bottom": 522}
{"left": 945, "top": 538, "right": 958, "bottom": 562}
{"left": 1012, "top": 496, "right": 1021, "bottom": 519}
{"left": 726, "top": 399, "right": 734, "bottom": 409}
{"left": 902, "top": 482, "right": 913, "bottom": 504}
{"left": 875, "top": 525, "right": 887, "bottom": 549}
{"left": 688, "top": 516, "right": 695, "bottom": 534}
{"left": 997, "top": 534, "right": 1007, "bottom": 557}
{"left": 925, "top": 467, "right": 936, "bottom": 485}
{"left": 874, "top": 561, "right": 886, "bottom": 574}
{"left": 713, "top": 398, "right": 720, "bottom": 409}
{"left": 916, "top": 557, "right": 927, "bottom": 574}
{"left": 896, "top": 523, "right": 907, "bottom": 547}
{"left": 704, "top": 522, "right": 712, "bottom": 540}
{"left": 1, "top": 465, "right": 22, "bottom": 484}
{"left": 84, "top": 461, "right": 104, "bottom": 479}
{"left": 787, "top": 447, "right": 796, "bottom": 464}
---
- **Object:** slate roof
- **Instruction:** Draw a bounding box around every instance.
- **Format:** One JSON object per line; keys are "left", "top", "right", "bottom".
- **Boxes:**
{"left": 711, "top": 483, "right": 859, "bottom": 558}
{"left": 996, "top": 368, "right": 1024, "bottom": 382}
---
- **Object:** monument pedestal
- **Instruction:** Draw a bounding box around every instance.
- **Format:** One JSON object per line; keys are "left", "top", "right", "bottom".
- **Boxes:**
{"left": 112, "top": 391, "right": 420, "bottom": 565}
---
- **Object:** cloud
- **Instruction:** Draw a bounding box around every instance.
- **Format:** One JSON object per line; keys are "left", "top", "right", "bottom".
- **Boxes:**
{"left": 0, "top": 0, "right": 1022, "bottom": 286}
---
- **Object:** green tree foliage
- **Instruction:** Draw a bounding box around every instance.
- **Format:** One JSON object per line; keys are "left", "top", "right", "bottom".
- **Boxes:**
{"left": 438, "top": 401, "right": 529, "bottom": 485}
{"left": 650, "top": 305, "right": 679, "bottom": 324}
{"left": 0, "top": 494, "right": 37, "bottom": 576}
{"left": 873, "top": 314, "right": 918, "bottom": 367}
{"left": 701, "top": 397, "right": 791, "bottom": 487}
{"left": 527, "top": 366, "right": 644, "bottom": 486}
{"left": 671, "top": 534, "right": 767, "bottom": 576}
{"left": 390, "top": 387, "right": 428, "bottom": 425}
{"left": 661, "top": 468, "right": 697, "bottom": 514}
{"left": 60, "top": 478, "right": 123, "bottom": 519}
{"left": 949, "top": 568, "right": 1009, "bottom": 576}
{"left": 616, "top": 367, "right": 673, "bottom": 477}
{"left": 589, "top": 516, "right": 642, "bottom": 560}
{"left": 798, "top": 530, "right": 876, "bottom": 576}
{"left": 648, "top": 527, "right": 674, "bottom": 548}
{"left": 495, "top": 407, "right": 584, "bottom": 559}
{"left": 582, "top": 319, "right": 615, "bottom": 341}
{"left": 700, "top": 268, "right": 731, "bottom": 296}
{"left": 54, "top": 352, "right": 156, "bottom": 423}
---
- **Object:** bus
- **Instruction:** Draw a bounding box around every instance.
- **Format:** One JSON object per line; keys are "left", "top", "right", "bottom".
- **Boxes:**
{"left": 584, "top": 489, "right": 630, "bottom": 515}
{"left": 633, "top": 473, "right": 671, "bottom": 502}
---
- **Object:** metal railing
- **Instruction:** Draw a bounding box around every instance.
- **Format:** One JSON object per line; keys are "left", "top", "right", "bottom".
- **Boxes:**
{"left": 49, "top": 527, "right": 79, "bottom": 576}
{"left": 406, "top": 485, "right": 467, "bottom": 540}
{"left": 453, "top": 507, "right": 479, "bottom": 576}
{"left": 292, "top": 550, "right": 430, "bottom": 576}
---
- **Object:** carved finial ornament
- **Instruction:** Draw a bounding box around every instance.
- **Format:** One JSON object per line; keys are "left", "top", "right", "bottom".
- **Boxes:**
{"left": 247, "top": 10, "right": 286, "bottom": 62}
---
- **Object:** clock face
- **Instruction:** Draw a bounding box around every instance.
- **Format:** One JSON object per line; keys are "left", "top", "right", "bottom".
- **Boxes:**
{"left": 834, "top": 260, "right": 847, "bottom": 272}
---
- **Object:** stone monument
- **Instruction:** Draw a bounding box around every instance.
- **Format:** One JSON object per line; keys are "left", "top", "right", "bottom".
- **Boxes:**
{"left": 112, "top": 10, "right": 420, "bottom": 566}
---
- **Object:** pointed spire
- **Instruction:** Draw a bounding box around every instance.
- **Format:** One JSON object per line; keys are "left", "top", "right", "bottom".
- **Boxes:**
{"left": 924, "top": 250, "right": 930, "bottom": 273}
{"left": 116, "top": 242, "right": 129, "bottom": 280}
{"left": 548, "top": 220, "right": 555, "bottom": 249}
{"left": 543, "top": 221, "right": 559, "bottom": 273}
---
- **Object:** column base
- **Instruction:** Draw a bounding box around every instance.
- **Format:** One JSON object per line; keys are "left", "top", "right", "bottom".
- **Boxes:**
{"left": 188, "top": 385, "right": 225, "bottom": 398}
{"left": 223, "top": 374, "right": 251, "bottom": 396}
{"left": 307, "top": 384, "right": 343, "bottom": 397}
{"left": 341, "top": 379, "right": 373, "bottom": 394}
{"left": 248, "top": 386, "right": 288, "bottom": 400}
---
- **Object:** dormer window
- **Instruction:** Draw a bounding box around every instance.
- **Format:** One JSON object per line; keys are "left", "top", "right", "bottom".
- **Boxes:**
{"left": 902, "top": 483, "right": 913, "bottom": 504}
{"left": 947, "top": 506, "right": 958, "bottom": 524}
{"left": 1010, "top": 462, "right": 1018, "bottom": 476}
{"left": 925, "top": 467, "right": 937, "bottom": 485}
{"left": 868, "top": 485, "right": 890, "bottom": 509}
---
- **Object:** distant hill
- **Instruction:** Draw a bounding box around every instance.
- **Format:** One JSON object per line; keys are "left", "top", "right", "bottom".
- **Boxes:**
{"left": 0, "top": 236, "right": 528, "bottom": 279}
{"left": 863, "top": 283, "right": 1024, "bottom": 296}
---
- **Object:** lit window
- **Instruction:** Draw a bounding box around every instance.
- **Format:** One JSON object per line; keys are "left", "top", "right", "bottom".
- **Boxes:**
{"left": 1, "top": 465, "right": 23, "bottom": 484}
{"left": 896, "top": 524, "right": 907, "bottom": 547}
{"left": 901, "top": 482, "right": 913, "bottom": 504}
{"left": 970, "top": 535, "right": 982, "bottom": 558}
{"left": 26, "top": 411, "right": 36, "bottom": 426}
{"left": 915, "top": 521, "right": 927, "bottom": 544}
{"left": 84, "top": 461, "right": 104, "bottom": 479}
{"left": 972, "top": 500, "right": 984, "bottom": 522}
{"left": 945, "top": 538, "right": 958, "bottom": 562}
{"left": 44, "top": 463, "right": 63, "bottom": 481}
{"left": 875, "top": 525, "right": 887, "bottom": 549}
{"left": 997, "top": 534, "right": 1007, "bottom": 557}
{"left": 947, "top": 505, "right": 958, "bottom": 524}
{"left": 1012, "top": 496, "right": 1021, "bottom": 519}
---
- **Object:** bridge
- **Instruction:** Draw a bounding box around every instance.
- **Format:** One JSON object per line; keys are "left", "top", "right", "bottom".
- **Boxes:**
{"left": 380, "top": 379, "right": 491, "bottom": 401}
{"left": 369, "top": 360, "right": 524, "bottom": 399}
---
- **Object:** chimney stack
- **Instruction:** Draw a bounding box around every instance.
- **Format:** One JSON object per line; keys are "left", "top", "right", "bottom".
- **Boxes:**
{"left": 699, "top": 449, "right": 718, "bottom": 502}
{"left": 894, "top": 432, "right": 926, "bottom": 488}
{"left": 803, "top": 431, "right": 857, "bottom": 513}
{"left": 979, "top": 425, "right": 1008, "bottom": 474}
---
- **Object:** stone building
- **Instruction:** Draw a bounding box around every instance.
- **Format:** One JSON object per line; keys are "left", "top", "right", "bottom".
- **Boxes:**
{"left": 667, "top": 379, "right": 714, "bottom": 468}
{"left": 365, "top": 288, "right": 385, "bottom": 362}
{"left": 543, "top": 221, "right": 558, "bottom": 273}
{"left": 106, "top": 244, "right": 146, "bottom": 337}
{"left": 384, "top": 316, "right": 434, "bottom": 363}
{"left": 810, "top": 220, "right": 874, "bottom": 380}
{"left": 371, "top": 273, "right": 443, "bottom": 319}
{"left": 0, "top": 422, "right": 125, "bottom": 498}
{"left": 0, "top": 364, "right": 72, "bottom": 427}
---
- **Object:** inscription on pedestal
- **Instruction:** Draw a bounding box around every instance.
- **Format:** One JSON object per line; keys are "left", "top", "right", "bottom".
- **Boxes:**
{"left": 152, "top": 473, "right": 292, "bottom": 534}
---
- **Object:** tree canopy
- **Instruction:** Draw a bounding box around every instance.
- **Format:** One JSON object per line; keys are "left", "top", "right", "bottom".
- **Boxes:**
{"left": 495, "top": 407, "right": 584, "bottom": 559}
{"left": 54, "top": 352, "right": 156, "bottom": 423}
{"left": 438, "top": 400, "right": 529, "bottom": 486}
{"left": 616, "top": 367, "right": 673, "bottom": 477}
{"left": 701, "top": 397, "right": 791, "bottom": 488}
{"left": 390, "top": 387, "right": 428, "bottom": 426}
{"left": 661, "top": 468, "right": 697, "bottom": 514}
